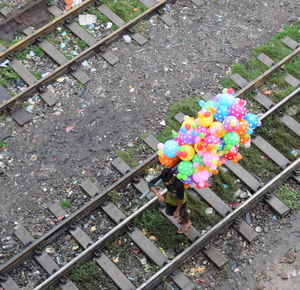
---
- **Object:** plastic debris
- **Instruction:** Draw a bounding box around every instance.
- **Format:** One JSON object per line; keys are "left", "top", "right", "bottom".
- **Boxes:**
{"left": 72, "top": 245, "right": 79, "bottom": 251}
{"left": 90, "top": 226, "right": 97, "bottom": 232}
{"left": 29, "top": 51, "right": 35, "bottom": 57}
{"left": 112, "top": 256, "right": 119, "bottom": 263}
{"left": 291, "top": 149, "right": 298, "bottom": 156}
{"left": 223, "top": 183, "right": 228, "bottom": 188}
{"left": 79, "top": 14, "right": 97, "bottom": 26}
{"left": 142, "top": 228, "right": 148, "bottom": 235}
{"left": 72, "top": 0, "right": 82, "bottom": 8}
{"left": 255, "top": 226, "right": 262, "bottom": 233}
{"left": 61, "top": 31, "right": 67, "bottom": 37}
{"left": 123, "top": 35, "right": 132, "bottom": 44}
{"left": 159, "top": 119, "right": 166, "bottom": 126}
{"left": 149, "top": 235, "right": 157, "bottom": 241}
{"left": 0, "top": 59, "right": 10, "bottom": 67}
{"left": 205, "top": 207, "right": 214, "bottom": 214}
{"left": 263, "top": 90, "right": 273, "bottom": 96}
{"left": 66, "top": 126, "right": 75, "bottom": 132}
{"left": 106, "top": 22, "right": 112, "bottom": 29}
{"left": 45, "top": 247, "right": 55, "bottom": 254}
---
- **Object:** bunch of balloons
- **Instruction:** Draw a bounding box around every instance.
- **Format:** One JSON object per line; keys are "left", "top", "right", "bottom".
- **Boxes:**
{"left": 157, "top": 88, "right": 261, "bottom": 189}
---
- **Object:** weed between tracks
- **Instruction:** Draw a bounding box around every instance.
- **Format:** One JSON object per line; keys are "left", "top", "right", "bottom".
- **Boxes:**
{"left": 275, "top": 184, "right": 300, "bottom": 209}
{"left": 100, "top": 0, "right": 147, "bottom": 22}
{"left": 69, "top": 261, "right": 117, "bottom": 290}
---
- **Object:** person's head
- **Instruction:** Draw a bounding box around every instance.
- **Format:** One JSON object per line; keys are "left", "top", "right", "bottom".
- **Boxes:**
{"left": 161, "top": 168, "right": 175, "bottom": 185}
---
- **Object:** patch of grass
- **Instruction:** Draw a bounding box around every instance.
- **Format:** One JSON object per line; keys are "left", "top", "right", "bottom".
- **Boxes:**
{"left": 0, "top": 39, "right": 19, "bottom": 47}
{"left": 88, "top": 177, "right": 96, "bottom": 183}
{"left": 157, "top": 96, "right": 199, "bottom": 142}
{"left": 100, "top": 0, "right": 147, "bottom": 22}
{"left": 256, "top": 115, "right": 300, "bottom": 161}
{"left": 218, "top": 264, "right": 230, "bottom": 279}
{"left": 0, "top": 141, "right": 7, "bottom": 150}
{"left": 105, "top": 235, "right": 132, "bottom": 257}
{"left": 187, "top": 191, "right": 221, "bottom": 229}
{"left": 210, "top": 168, "right": 237, "bottom": 202}
{"left": 221, "top": 77, "right": 237, "bottom": 90}
{"left": 108, "top": 189, "right": 122, "bottom": 204}
{"left": 0, "top": 67, "right": 19, "bottom": 87}
{"left": 15, "top": 45, "right": 45, "bottom": 60}
{"left": 59, "top": 199, "right": 72, "bottom": 209}
{"left": 0, "top": 115, "right": 6, "bottom": 123}
{"left": 238, "top": 144, "right": 281, "bottom": 183}
{"left": 134, "top": 208, "right": 190, "bottom": 253}
{"left": 115, "top": 148, "right": 139, "bottom": 167}
{"left": 31, "top": 71, "right": 42, "bottom": 80}
{"left": 275, "top": 184, "right": 300, "bottom": 209}
{"left": 69, "top": 261, "right": 117, "bottom": 290}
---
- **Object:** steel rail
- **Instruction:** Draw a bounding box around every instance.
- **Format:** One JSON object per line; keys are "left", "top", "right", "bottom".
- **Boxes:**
{"left": 234, "top": 46, "right": 300, "bottom": 99}
{"left": 0, "top": 0, "right": 96, "bottom": 62}
{"left": 137, "top": 158, "right": 300, "bottom": 289}
{"left": 34, "top": 188, "right": 168, "bottom": 290}
{"left": 0, "top": 153, "right": 157, "bottom": 275}
{"left": 0, "top": 0, "right": 171, "bottom": 111}
{"left": 260, "top": 86, "right": 300, "bottom": 120}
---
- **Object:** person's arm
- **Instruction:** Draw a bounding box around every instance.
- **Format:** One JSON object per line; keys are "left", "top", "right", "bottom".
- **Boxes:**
{"left": 148, "top": 175, "right": 165, "bottom": 203}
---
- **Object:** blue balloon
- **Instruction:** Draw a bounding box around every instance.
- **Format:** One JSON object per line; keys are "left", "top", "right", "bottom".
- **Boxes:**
{"left": 214, "top": 105, "right": 229, "bottom": 122}
{"left": 244, "top": 113, "right": 260, "bottom": 129}
{"left": 216, "top": 93, "right": 235, "bottom": 107}
{"left": 163, "top": 140, "right": 179, "bottom": 158}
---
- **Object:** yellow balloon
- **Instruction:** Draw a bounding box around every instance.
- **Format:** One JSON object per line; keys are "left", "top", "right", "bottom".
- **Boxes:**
{"left": 178, "top": 145, "right": 195, "bottom": 161}
{"left": 210, "top": 121, "right": 225, "bottom": 138}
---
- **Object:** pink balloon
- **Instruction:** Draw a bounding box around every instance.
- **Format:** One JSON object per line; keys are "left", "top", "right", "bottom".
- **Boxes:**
{"left": 203, "top": 152, "right": 219, "bottom": 168}
{"left": 192, "top": 170, "right": 209, "bottom": 183}
{"left": 229, "top": 104, "right": 247, "bottom": 120}
{"left": 204, "top": 135, "right": 221, "bottom": 148}
{"left": 223, "top": 116, "right": 240, "bottom": 132}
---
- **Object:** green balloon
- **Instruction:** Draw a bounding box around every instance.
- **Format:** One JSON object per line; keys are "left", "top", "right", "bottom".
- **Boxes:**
{"left": 223, "top": 132, "right": 240, "bottom": 146}
{"left": 178, "top": 161, "right": 194, "bottom": 176}
{"left": 192, "top": 154, "right": 203, "bottom": 165}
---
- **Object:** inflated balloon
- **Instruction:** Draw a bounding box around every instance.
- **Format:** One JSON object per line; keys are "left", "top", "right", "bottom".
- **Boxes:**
{"left": 177, "top": 144, "right": 195, "bottom": 161}
{"left": 177, "top": 161, "right": 194, "bottom": 180}
{"left": 229, "top": 103, "right": 247, "bottom": 120}
{"left": 182, "top": 129, "right": 196, "bottom": 145}
{"left": 192, "top": 170, "right": 210, "bottom": 188}
{"left": 198, "top": 110, "right": 214, "bottom": 127}
{"left": 223, "top": 116, "right": 240, "bottom": 132}
{"left": 210, "top": 121, "right": 225, "bottom": 138}
{"left": 223, "top": 132, "right": 240, "bottom": 146}
{"left": 214, "top": 105, "right": 230, "bottom": 122}
{"left": 163, "top": 140, "right": 179, "bottom": 158}
{"left": 157, "top": 88, "right": 261, "bottom": 189}
{"left": 159, "top": 153, "right": 180, "bottom": 168}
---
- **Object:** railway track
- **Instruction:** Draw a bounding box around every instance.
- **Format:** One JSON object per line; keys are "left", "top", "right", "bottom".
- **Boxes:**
{"left": 0, "top": 0, "right": 203, "bottom": 128}
{"left": 0, "top": 29, "right": 300, "bottom": 288}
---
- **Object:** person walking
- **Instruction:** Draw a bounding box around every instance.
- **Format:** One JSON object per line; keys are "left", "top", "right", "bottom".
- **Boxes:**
{"left": 148, "top": 168, "right": 192, "bottom": 234}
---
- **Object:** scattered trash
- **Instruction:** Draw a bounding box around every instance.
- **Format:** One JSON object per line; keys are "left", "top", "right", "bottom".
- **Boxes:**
{"left": 123, "top": 34, "right": 132, "bottom": 44}
{"left": 291, "top": 149, "right": 298, "bottom": 156}
{"left": 61, "top": 31, "right": 67, "bottom": 37}
{"left": 25, "top": 104, "right": 34, "bottom": 113}
{"left": 239, "top": 190, "right": 248, "bottom": 199}
{"left": 90, "top": 226, "right": 97, "bottom": 232}
{"left": 66, "top": 126, "right": 75, "bottom": 132}
{"left": 263, "top": 90, "right": 273, "bottom": 96}
{"left": 205, "top": 207, "right": 214, "bottom": 214}
{"left": 159, "top": 119, "right": 166, "bottom": 126}
{"left": 128, "top": 276, "right": 136, "bottom": 281}
{"left": 43, "top": 187, "right": 48, "bottom": 192}
{"left": 149, "top": 235, "right": 157, "bottom": 241}
{"left": 71, "top": 180, "right": 78, "bottom": 185}
{"left": 29, "top": 51, "right": 35, "bottom": 57}
{"left": 57, "top": 216, "right": 65, "bottom": 221}
{"left": 223, "top": 183, "right": 228, "bottom": 188}
{"left": 106, "top": 22, "right": 112, "bottom": 29}
{"left": 255, "top": 226, "right": 262, "bottom": 233}
{"left": 0, "top": 59, "right": 10, "bottom": 67}
{"left": 64, "top": 0, "right": 73, "bottom": 11}
{"left": 272, "top": 215, "right": 277, "bottom": 220}
{"left": 233, "top": 267, "right": 240, "bottom": 273}
{"left": 133, "top": 8, "right": 139, "bottom": 11}
{"left": 72, "top": 0, "right": 82, "bottom": 8}
{"left": 30, "top": 154, "right": 38, "bottom": 161}
{"left": 72, "top": 245, "right": 79, "bottom": 251}
{"left": 142, "top": 228, "right": 148, "bottom": 235}
{"left": 139, "top": 256, "right": 147, "bottom": 265}
{"left": 46, "top": 247, "right": 55, "bottom": 254}
{"left": 41, "top": 72, "right": 50, "bottom": 78}
{"left": 112, "top": 256, "right": 119, "bottom": 263}
{"left": 72, "top": 51, "right": 78, "bottom": 56}
{"left": 79, "top": 14, "right": 97, "bottom": 26}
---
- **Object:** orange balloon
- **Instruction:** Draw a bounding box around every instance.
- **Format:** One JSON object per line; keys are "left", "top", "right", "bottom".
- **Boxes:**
{"left": 184, "top": 184, "right": 190, "bottom": 189}
{"left": 159, "top": 154, "right": 180, "bottom": 168}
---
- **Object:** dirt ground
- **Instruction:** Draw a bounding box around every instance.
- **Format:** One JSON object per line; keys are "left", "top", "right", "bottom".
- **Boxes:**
{"left": 1, "top": 0, "right": 300, "bottom": 289}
